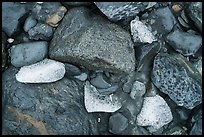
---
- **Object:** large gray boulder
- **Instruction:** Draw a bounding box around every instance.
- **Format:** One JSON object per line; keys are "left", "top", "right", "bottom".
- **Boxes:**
{"left": 151, "top": 52, "right": 202, "bottom": 109}
{"left": 2, "top": 66, "right": 98, "bottom": 135}
{"left": 49, "top": 7, "right": 135, "bottom": 74}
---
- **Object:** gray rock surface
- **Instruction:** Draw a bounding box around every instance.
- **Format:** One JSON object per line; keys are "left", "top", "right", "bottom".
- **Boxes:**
{"left": 189, "top": 108, "right": 202, "bottom": 135}
{"left": 90, "top": 73, "right": 111, "bottom": 89}
{"left": 165, "top": 29, "right": 202, "bottom": 56}
{"left": 49, "top": 7, "right": 135, "bottom": 74}
{"left": 97, "top": 85, "right": 119, "bottom": 95}
{"left": 74, "top": 73, "right": 88, "bottom": 81}
{"left": 62, "top": 2, "right": 91, "bottom": 7}
{"left": 10, "top": 41, "right": 48, "bottom": 67}
{"left": 94, "top": 2, "right": 152, "bottom": 21}
{"left": 16, "top": 59, "right": 65, "bottom": 83}
{"left": 2, "top": 31, "right": 8, "bottom": 71}
{"left": 2, "top": 2, "right": 27, "bottom": 37}
{"left": 64, "top": 63, "right": 82, "bottom": 77}
{"left": 24, "top": 16, "right": 37, "bottom": 32}
{"left": 163, "top": 126, "right": 187, "bottom": 135}
{"left": 130, "top": 81, "right": 146, "bottom": 100}
{"left": 28, "top": 23, "right": 54, "bottom": 41}
{"left": 192, "top": 57, "right": 202, "bottom": 75}
{"left": 151, "top": 52, "right": 202, "bottom": 109}
{"left": 187, "top": 2, "right": 202, "bottom": 32}
{"left": 2, "top": 66, "right": 98, "bottom": 135}
{"left": 109, "top": 113, "right": 128, "bottom": 134}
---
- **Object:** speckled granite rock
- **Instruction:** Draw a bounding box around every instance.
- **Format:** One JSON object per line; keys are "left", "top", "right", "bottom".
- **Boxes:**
{"left": 151, "top": 52, "right": 202, "bottom": 109}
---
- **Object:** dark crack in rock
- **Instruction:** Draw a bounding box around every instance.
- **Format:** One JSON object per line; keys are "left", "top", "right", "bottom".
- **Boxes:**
{"left": 151, "top": 52, "right": 202, "bottom": 109}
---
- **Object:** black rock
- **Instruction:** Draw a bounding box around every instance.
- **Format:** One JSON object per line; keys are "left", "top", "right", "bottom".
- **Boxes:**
{"left": 2, "top": 2, "right": 28, "bottom": 37}
{"left": 165, "top": 29, "right": 202, "bottom": 56}
{"left": 109, "top": 113, "right": 128, "bottom": 134}
{"left": 28, "top": 23, "right": 54, "bottom": 41}
{"left": 187, "top": 2, "right": 202, "bottom": 32}
{"left": 2, "top": 66, "right": 98, "bottom": 135}
{"left": 151, "top": 52, "right": 202, "bottom": 109}
{"left": 2, "top": 31, "right": 8, "bottom": 72}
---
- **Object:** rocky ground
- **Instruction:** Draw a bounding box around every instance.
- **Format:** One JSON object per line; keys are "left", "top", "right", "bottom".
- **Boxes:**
{"left": 2, "top": 2, "right": 202, "bottom": 135}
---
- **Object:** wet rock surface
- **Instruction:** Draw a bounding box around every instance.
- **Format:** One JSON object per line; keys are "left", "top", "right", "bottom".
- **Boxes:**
{"left": 151, "top": 52, "right": 202, "bottom": 109}
{"left": 2, "top": 2, "right": 202, "bottom": 135}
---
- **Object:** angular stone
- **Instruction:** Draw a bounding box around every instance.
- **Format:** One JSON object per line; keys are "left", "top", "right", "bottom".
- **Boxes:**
{"left": 64, "top": 63, "right": 82, "bottom": 77}
{"left": 2, "top": 31, "right": 8, "bottom": 72}
{"left": 84, "top": 81, "right": 122, "bottom": 112}
{"left": 187, "top": 2, "right": 202, "bottom": 32}
{"left": 151, "top": 52, "right": 202, "bottom": 109}
{"left": 28, "top": 23, "right": 54, "bottom": 41}
{"left": 49, "top": 7, "right": 135, "bottom": 74}
{"left": 163, "top": 126, "right": 187, "bottom": 135}
{"left": 16, "top": 59, "right": 65, "bottom": 83}
{"left": 23, "top": 15, "right": 37, "bottom": 32}
{"left": 122, "top": 71, "right": 136, "bottom": 93}
{"left": 10, "top": 41, "right": 48, "bottom": 67}
{"left": 130, "top": 81, "right": 146, "bottom": 100}
{"left": 189, "top": 108, "right": 202, "bottom": 135}
{"left": 62, "top": 2, "right": 91, "bottom": 6}
{"left": 136, "top": 95, "right": 173, "bottom": 133}
{"left": 94, "top": 2, "right": 151, "bottom": 21}
{"left": 165, "top": 29, "right": 202, "bottom": 56}
{"left": 90, "top": 73, "right": 111, "bottom": 89}
{"left": 2, "top": 66, "right": 98, "bottom": 135}
{"left": 97, "top": 85, "right": 119, "bottom": 95}
{"left": 109, "top": 113, "right": 128, "bottom": 134}
{"left": 192, "top": 57, "right": 202, "bottom": 75}
{"left": 74, "top": 73, "right": 88, "bottom": 81}
{"left": 2, "top": 2, "right": 27, "bottom": 37}
{"left": 130, "top": 17, "right": 156, "bottom": 44}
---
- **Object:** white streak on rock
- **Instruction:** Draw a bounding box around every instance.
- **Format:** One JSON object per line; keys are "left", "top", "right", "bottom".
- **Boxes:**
{"left": 16, "top": 59, "right": 65, "bottom": 83}
{"left": 84, "top": 81, "right": 122, "bottom": 112}
{"left": 130, "top": 17, "right": 156, "bottom": 43}
{"left": 136, "top": 95, "right": 173, "bottom": 133}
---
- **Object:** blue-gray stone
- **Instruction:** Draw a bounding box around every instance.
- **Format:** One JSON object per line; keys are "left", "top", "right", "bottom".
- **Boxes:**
{"left": 151, "top": 52, "right": 202, "bottom": 109}
{"left": 23, "top": 16, "right": 37, "bottom": 32}
{"left": 165, "top": 29, "right": 202, "bottom": 56}
{"left": 10, "top": 41, "right": 48, "bottom": 67}
{"left": 90, "top": 73, "right": 111, "bottom": 89}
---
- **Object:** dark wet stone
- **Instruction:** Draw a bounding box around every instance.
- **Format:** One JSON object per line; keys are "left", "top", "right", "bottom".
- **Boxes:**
{"left": 97, "top": 85, "right": 119, "bottom": 95}
{"left": 2, "top": 31, "right": 8, "bottom": 72}
{"left": 165, "top": 29, "right": 202, "bottom": 56}
{"left": 163, "top": 126, "right": 187, "bottom": 135}
{"left": 2, "top": 66, "right": 98, "bottom": 135}
{"left": 64, "top": 63, "right": 82, "bottom": 77}
{"left": 122, "top": 71, "right": 136, "bottom": 93}
{"left": 10, "top": 41, "right": 48, "bottom": 67}
{"left": 94, "top": 2, "right": 152, "bottom": 21}
{"left": 90, "top": 72, "right": 111, "bottom": 89}
{"left": 151, "top": 52, "right": 202, "bottom": 109}
{"left": 28, "top": 23, "right": 54, "bottom": 41}
{"left": 147, "top": 6, "right": 177, "bottom": 34}
{"left": 2, "top": 2, "right": 27, "bottom": 37}
{"left": 24, "top": 15, "right": 37, "bottom": 32}
{"left": 187, "top": 2, "right": 202, "bottom": 32}
{"left": 189, "top": 108, "right": 202, "bottom": 135}
{"left": 62, "top": 2, "right": 91, "bottom": 7}
{"left": 109, "top": 113, "right": 128, "bottom": 134}
{"left": 49, "top": 7, "right": 135, "bottom": 74}
{"left": 31, "top": 2, "right": 61, "bottom": 23}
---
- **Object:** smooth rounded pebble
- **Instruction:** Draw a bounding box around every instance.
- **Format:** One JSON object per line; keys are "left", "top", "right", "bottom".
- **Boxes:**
{"left": 16, "top": 59, "right": 65, "bottom": 83}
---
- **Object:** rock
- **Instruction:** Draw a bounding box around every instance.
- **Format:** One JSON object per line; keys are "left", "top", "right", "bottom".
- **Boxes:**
{"left": 122, "top": 71, "right": 136, "bottom": 93}
{"left": 84, "top": 81, "right": 122, "bottom": 112}
{"left": 187, "top": 2, "right": 202, "bottom": 32}
{"left": 10, "top": 41, "right": 48, "bottom": 67}
{"left": 131, "top": 126, "right": 150, "bottom": 135}
{"left": 109, "top": 113, "right": 128, "bottom": 134}
{"left": 136, "top": 95, "right": 173, "bottom": 133}
{"left": 90, "top": 72, "right": 111, "bottom": 89}
{"left": 64, "top": 63, "right": 82, "bottom": 77}
{"left": 2, "top": 31, "right": 8, "bottom": 72}
{"left": 175, "top": 107, "right": 191, "bottom": 121}
{"left": 94, "top": 2, "right": 153, "bottom": 21}
{"left": 49, "top": 7, "right": 135, "bottom": 74}
{"left": 192, "top": 57, "right": 202, "bottom": 75}
{"left": 130, "top": 81, "right": 146, "bottom": 100}
{"left": 147, "top": 6, "right": 177, "bottom": 34}
{"left": 14, "top": 32, "right": 30, "bottom": 44}
{"left": 2, "top": 2, "right": 27, "bottom": 37}
{"left": 151, "top": 52, "right": 202, "bottom": 109}
{"left": 163, "top": 126, "right": 187, "bottom": 135}
{"left": 2, "top": 66, "right": 98, "bottom": 135}
{"left": 31, "top": 2, "right": 62, "bottom": 23}
{"left": 28, "top": 23, "right": 54, "bottom": 41}
{"left": 46, "top": 6, "right": 67, "bottom": 27}
{"left": 23, "top": 15, "right": 37, "bottom": 32}
{"left": 97, "top": 85, "right": 119, "bottom": 95}
{"left": 165, "top": 29, "right": 202, "bottom": 56}
{"left": 62, "top": 2, "right": 91, "bottom": 7}
{"left": 74, "top": 73, "right": 88, "bottom": 81}
{"left": 16, "top": 59, "right": 65, "bottom": 83}
{"left": 130, "top": 17, "right": 156, "bottom": 44}
{"left": 189, "top": 108, "right": 202, "bottom": 135}
{"left": 171, "top": 4, "right": 182, "bottom": 13}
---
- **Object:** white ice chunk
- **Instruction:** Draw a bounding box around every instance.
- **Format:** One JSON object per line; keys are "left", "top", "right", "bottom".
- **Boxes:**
{"left": 16, "top": 58, "right": 65, "bottom": 83}
{"left": 136, "top": 95, "right": 173, "bottom": 133}
{"left": 130, "top": 17, "right": 156, "bottom": 44}
{"left": 84, "top": 81, "right": 122, "bottom": 112}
